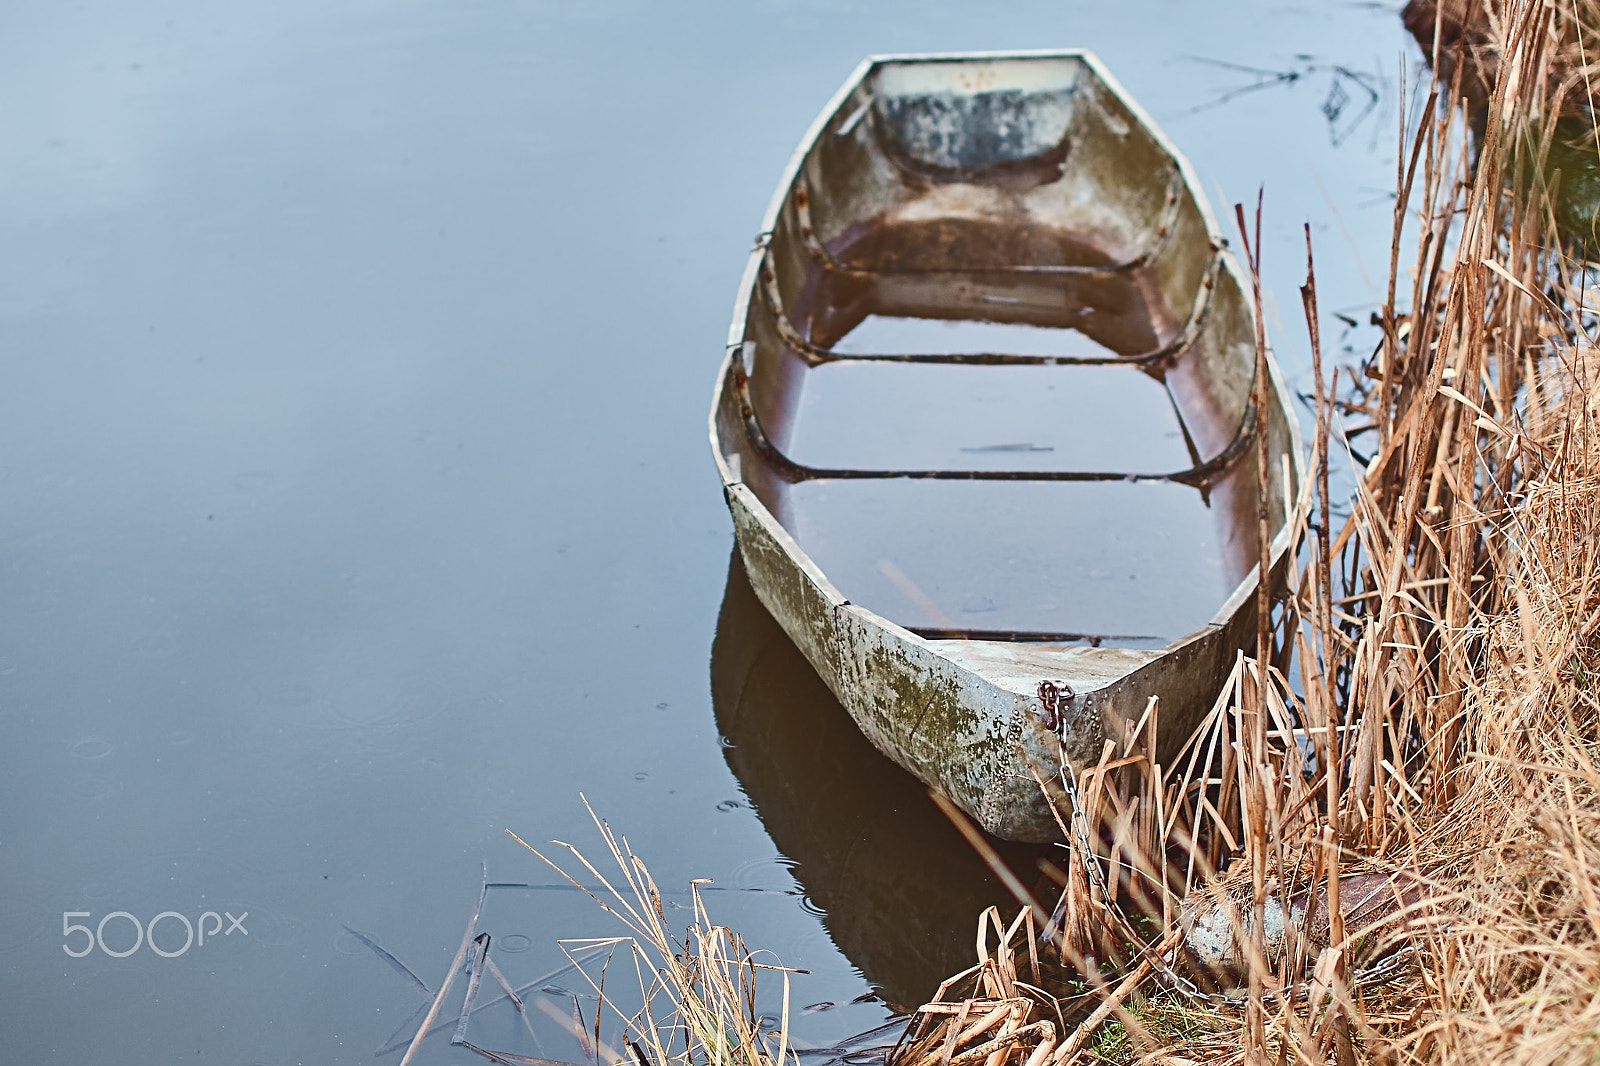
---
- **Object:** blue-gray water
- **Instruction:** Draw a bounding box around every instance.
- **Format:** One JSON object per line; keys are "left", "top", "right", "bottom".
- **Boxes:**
{"left": 0, "top": 2, "right": 1413, "bottom": 1061}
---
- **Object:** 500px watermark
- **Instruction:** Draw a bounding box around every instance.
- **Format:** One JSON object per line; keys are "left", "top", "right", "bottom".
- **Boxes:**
{"left": 62, "top": 910, "right": 248, "bottom": 958}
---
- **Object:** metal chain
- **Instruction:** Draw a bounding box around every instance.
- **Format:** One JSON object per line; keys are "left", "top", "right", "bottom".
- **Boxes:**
{"left": 1063, "top": 760, "right": 1113, "bottom": 901}
{"left": 1040, "top": 757, "right": 1113, "bottom": 945}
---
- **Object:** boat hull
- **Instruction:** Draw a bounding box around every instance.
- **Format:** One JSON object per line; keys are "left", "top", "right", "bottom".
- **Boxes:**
{"left": 711, "top": 51, "right": 1303, "bottom": 842}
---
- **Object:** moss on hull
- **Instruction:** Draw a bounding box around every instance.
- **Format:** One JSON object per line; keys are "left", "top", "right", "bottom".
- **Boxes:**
{"left": 725, "top": 482, "right": 1276, "bottom": 842}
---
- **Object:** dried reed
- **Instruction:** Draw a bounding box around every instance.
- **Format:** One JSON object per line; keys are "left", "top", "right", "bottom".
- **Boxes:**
{"left": 1402, "top": 0, "right": 1600, "bottom": 119}
{"left": 901, "top": 2, "right": 1600, "bottom": 1063}
{"left": 505, "top": 803, "right": 804, "bottom": 1066}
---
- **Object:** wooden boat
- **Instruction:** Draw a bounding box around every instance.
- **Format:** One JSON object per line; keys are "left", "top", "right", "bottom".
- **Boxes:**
{"left": 711, "top": 550, "right": 1040, "bottom": 1008}
{"left": 708, "top": 51, "right": 1303, "bottom": 843}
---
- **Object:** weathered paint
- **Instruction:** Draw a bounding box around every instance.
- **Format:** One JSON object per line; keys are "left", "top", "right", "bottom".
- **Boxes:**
{"left": 709, "top": 51, "right": 1305, "bottom": 842}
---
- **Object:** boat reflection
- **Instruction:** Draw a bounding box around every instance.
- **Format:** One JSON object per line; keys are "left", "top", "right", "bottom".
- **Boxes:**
{"left": 711, "top": 551, "right": 1054, "bottom": 1011}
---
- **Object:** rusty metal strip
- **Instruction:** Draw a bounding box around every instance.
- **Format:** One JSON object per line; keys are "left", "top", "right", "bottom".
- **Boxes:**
{"left": 730, "top": 360, "right": 1255, "bottom": 490}
{"left": 792, "top": 165, "right": 1185, "bottom": 280}
{"left": 756, "top": 245, "right": 1220, "bottom": 370}
{"left": 909, "top": 627, "right": 1163, "bottom": 644}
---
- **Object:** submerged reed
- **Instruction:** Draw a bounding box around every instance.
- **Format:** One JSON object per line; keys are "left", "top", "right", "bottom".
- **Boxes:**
{"left": 506, "top": 803, "right": 803, "bottom": 1066}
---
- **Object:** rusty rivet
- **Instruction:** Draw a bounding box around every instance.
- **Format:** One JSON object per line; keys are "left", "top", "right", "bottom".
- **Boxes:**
{"left": 1036, "top": 680, "right": 1075, "bottom": 733}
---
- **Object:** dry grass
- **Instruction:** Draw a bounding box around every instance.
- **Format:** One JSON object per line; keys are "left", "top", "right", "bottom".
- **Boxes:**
{"left": 1402, "top": 0, "right": 1600, "bottom": 118}
{"left": 897, "top": 2, "right": 1600, "bottom": 1064}
{"left": 504, "top": 804, "right": 804, "bottom": 1066}
{"left": 386, "top": 803, "right": 811, "bottom": 1066}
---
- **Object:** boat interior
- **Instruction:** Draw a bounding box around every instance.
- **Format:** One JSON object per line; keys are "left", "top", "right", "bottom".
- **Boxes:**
{"left": 718, "top": 54, "right": 1297, "bottom": 648}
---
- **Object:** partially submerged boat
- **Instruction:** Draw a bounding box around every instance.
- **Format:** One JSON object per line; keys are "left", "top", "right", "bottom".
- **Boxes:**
{"left": 709, "top": 51, "right": 1302, "bottom": 842}
{"left": 711, "top": 551, "right": 1040, "bottom": 1007}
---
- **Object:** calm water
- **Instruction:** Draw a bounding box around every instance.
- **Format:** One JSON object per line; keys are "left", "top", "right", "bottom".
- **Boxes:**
{"left": 0, "top": 3, "right": 1412, "bottom": 1061}
{"left": 781, "top": 307, "right": 1251, "bottom": 643}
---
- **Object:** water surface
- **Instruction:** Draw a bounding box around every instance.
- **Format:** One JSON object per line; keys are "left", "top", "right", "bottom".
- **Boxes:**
{"left": 0, "top": 3, "right": 1414, "bottom": 1061}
